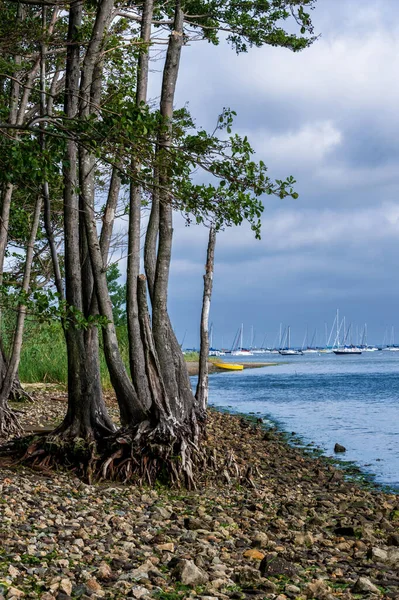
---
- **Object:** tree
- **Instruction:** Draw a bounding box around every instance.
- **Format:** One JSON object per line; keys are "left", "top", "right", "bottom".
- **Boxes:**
{"left": 196, "top": 227, "right": 216, "bottom": 413}
{"left": 0, "top": 0, "right": 317, "bottom": 485}
{"left": 0, "top": 4, "right": 62, "bottom": 436}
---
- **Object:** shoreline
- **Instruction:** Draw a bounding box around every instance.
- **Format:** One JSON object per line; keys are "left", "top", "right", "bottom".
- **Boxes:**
{"left": 1, "top": 395, "right": 399, "bottom": 598}
{"left": 186, "top": 360, "right": 278, "bottom": 376}
{"left": 212, "top": 405, "right": 398, "bottom": 496}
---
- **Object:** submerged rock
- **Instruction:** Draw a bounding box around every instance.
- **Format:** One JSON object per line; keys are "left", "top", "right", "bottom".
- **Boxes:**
{"left": 334, "top": 443, "right": 346, "bottom": 453}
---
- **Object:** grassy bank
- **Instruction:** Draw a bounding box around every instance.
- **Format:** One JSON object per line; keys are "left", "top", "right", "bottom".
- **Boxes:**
{"left": 18, "top": 321, "right": 128, "bottom": 388}
{"left": 17, "top": 322, "right": 198, "bottom": 387}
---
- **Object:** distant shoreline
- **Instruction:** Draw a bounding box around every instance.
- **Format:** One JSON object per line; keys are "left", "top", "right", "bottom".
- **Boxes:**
{"left": 186, "top": 360, "right": 278, "bottom": 376}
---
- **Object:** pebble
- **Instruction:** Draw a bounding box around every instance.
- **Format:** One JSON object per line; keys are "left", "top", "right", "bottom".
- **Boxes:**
{"left": 0, "top": 403, "right": 397, "bottom": 599}
{"left": 352, "top": 576, "right": 381, "bottom": 594}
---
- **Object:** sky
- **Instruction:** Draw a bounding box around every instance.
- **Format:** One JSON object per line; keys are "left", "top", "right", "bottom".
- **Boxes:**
{"left": 158, "top": 0, "right": 399, "bottom": 348}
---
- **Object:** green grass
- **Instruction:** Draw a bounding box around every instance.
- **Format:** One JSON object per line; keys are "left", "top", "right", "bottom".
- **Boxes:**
{"left": 17, "top": 320, "right": 130, "bottom": 388}
{"left": 1, "top": 314, "right": 197, "bottom": 389}
{"left": 182, "top": 351, "right": 199, "bottom": 361}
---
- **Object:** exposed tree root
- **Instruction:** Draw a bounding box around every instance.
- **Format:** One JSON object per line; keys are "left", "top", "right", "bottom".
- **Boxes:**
{"left": 0, "top": 405, "right": 24, "bottom": 440}
{"left": 98, "top": 419, "right": 207, "bottom": 488}
{"left": 0, "top": 430, "right": 100, "bottom": 482}
{"left": 9, "top": 382, "right": 34, "bottom": 403}
{"left": 0, "top": 416, "right": 253, "bottom": 488}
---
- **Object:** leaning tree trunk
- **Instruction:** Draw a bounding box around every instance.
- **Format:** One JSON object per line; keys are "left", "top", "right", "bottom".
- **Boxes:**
{"left": 0, "top": 194, "right": 42, "bottom": 409}
{"left": 196, "top": 227, "right": 216, "bottom": 415}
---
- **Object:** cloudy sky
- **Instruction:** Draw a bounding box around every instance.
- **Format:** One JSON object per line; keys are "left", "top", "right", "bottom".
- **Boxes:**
{"left": 162, "top": 0, "right": 399, "bottom": 348}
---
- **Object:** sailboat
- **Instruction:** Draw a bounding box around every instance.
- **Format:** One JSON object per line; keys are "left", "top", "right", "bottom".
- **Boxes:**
{"left": 333, "top": 310, "right": 362, "bottom": 355}
{"left": 384, "top": 326, "right": 399, "bottom": 351}
{"left": 279, "top": 326, "right": 303, "bottom": 356}
{"left": 359, "top": 324, "right": 378, "bottom": 352}
{"left": 231, "top": 324, "right": 254, "bottom": 356}
{"left": 208, "top": 323, "right": 225, "bottom": 357}
{"left": 301, "top": 327, "right": 319, "bottom": 354}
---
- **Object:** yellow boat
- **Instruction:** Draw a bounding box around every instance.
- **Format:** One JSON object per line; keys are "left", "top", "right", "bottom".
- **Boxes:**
{"left": 213, "top": 361, "right": 244, "bottom": 371}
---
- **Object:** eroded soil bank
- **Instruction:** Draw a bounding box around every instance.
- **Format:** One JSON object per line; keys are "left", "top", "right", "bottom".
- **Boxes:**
{"left": 0, "top": 394, "right": 398, "bottom": 599}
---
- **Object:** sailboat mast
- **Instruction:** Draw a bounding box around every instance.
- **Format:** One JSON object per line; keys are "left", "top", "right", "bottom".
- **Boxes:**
{"left": 288, "top": 326, "right": 291, "bottom": 350}
{"left": 240, "top": 323, "right": 243, "bottom": 351}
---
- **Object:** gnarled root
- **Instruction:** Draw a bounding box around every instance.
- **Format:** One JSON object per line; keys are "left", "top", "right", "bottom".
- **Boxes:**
{"left": 100, "top": 418, "right": 207, "bottom": 488}
{"left": 0, "top": 425, "right": 101, "bottom": 482}
{"left": 0, "top": 414, "right": 248, "bottom": 489}
{"left": 9, "top": 382, "right": 34, "bottom": 403}
{"left": 0, "top": 405, "right": 23, "bottom": 440}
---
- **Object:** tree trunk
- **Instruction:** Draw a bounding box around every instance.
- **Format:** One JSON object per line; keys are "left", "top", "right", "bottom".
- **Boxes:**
{"left": 57, "top": 0, "right": 115, "bottom": 442}
{"left": 151, "top": 1, "right": 195, "bottom": 423}
{"left": 99, "top": 167, "right": 121, "bottom": 265}
{"left": 0, "top": 194, "right": 42, "bottom": 406}
{"left": 126, "top": 0, "right": 154, "bottom": 408}
{"left": 196, "top": 227, "right": 216, "bottom": 414}
{"left": 0, "top": 6, "right": 33, "bottom": 435}
{"left": 98, "top": 2, "right": 205, "bottom": 486}
{"left": 40, "top": 7, "right": 64, "bottom": 300}
{"left": 100, "top": 275, "right": 198, "bottom": 487}
{"left": 144, "top": 167, "right": 159, "bottom": 301}
{"left": 75, "top": 0, "right": 149, "bottom": 426}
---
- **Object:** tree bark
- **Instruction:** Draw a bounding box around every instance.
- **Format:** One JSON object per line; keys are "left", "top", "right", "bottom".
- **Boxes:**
{"left": 195, "top": 227, "right": 216, "bottom": 414}
{"left": 126, "top": 0, "right": 154, "bottom": 408}
{"left": 58, "top": 0, "right": 115, "bottom": 440}
{"left": 77, "top": 0, "right": 149, "bottom": 426}
{"left": 40, "top": 7, "right": 64, "bottom": 299}
{"left": 151, "top": 1, "right": 195, "bottom": 423}
{"left": 0, "top": 195, "right": 42, "bottom": 405}
{"left": 144, "top": 167, "right": 159, "bottom": 301}
{"left": 99, "top": 168, "right": 121, "bottom": 266}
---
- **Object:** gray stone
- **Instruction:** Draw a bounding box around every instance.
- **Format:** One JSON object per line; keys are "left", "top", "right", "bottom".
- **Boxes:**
{"left": 387, "top": 547, "right": 399, "bottom": 566}
{"left": 286, "top": 584, "right": 301, "bottom": 594}
{"left": 173, "top": 560, "right": 209, "bottom": 587}
{"left": 352, "top": 577, "right": 381, "bottom": 594}
{"left": 251, "top": 531, "right": 269, "bottom": 549}
{"left": 153, "top": 506, "right": 171, "bottom": 520}
{"left": 130, "top": 586, "right": 150, "bottom": 599}
{"left": 368, "top": 547, "right": 388, "bottom": 562}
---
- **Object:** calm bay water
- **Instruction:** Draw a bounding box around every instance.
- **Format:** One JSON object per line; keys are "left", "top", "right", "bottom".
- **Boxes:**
{"left": 202, "top": 352, "right": 399, "bottom": 490}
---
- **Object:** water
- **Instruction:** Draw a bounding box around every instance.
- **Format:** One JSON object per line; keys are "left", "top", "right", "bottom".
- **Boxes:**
{"left": 204, "top": 352, "right": 399, "bottom": 490}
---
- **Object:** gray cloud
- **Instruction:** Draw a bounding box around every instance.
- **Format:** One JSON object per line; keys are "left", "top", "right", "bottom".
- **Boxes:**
{"left": 160, "top": 0, "right": 399, "bottom": 347}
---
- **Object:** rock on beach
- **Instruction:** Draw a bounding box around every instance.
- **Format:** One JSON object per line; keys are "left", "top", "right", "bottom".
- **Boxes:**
{"left": 0, "top": 397, "right": 398, "bottom": 599}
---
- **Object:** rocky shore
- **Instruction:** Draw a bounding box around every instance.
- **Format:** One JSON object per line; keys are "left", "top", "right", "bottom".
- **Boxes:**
{"left": 0, "top": 395, "right": 398, "bottom": 600}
